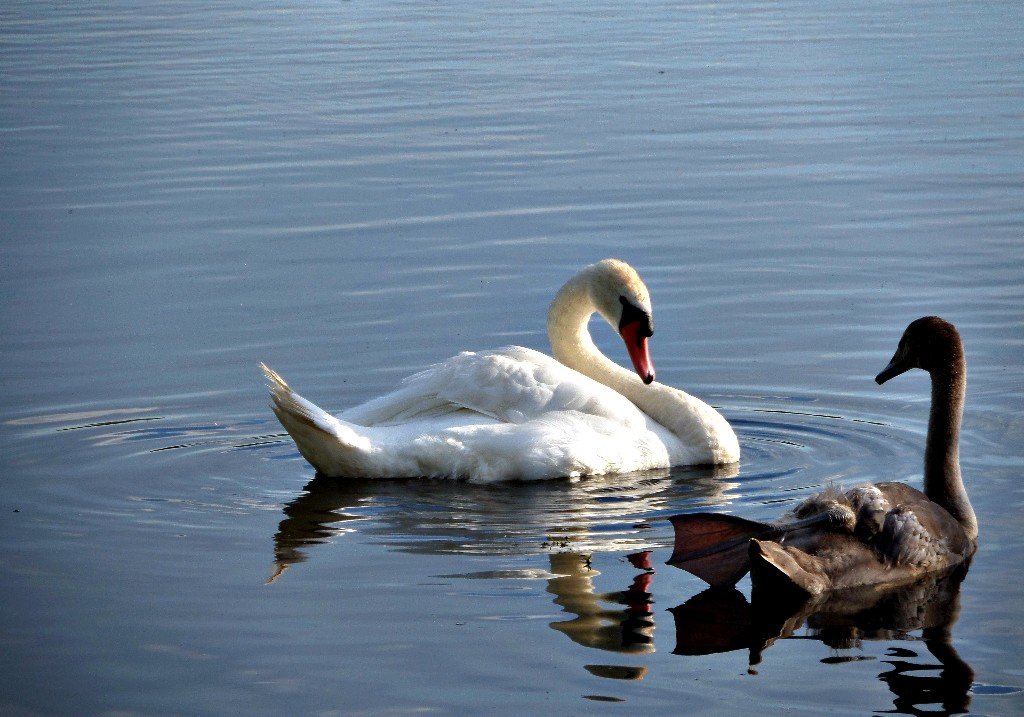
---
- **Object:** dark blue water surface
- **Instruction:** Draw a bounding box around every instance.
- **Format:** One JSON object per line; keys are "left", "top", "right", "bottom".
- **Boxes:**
{"left": 2, "top": 1, "right": 1022, "bottom": 714}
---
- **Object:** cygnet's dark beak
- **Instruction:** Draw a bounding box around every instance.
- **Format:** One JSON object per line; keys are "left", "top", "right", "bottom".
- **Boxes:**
{"left": 875, "top": 355, "right": 908, "bottom": 384}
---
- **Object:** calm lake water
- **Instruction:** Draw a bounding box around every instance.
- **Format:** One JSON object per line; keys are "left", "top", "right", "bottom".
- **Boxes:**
{"left": 2, "top": 1, "right": 1022, "bottom": 714}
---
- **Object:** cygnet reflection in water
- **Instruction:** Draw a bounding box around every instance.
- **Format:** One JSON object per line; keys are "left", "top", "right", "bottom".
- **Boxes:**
{"left": 670, "top": 564, "right": 974, "bottom": 716}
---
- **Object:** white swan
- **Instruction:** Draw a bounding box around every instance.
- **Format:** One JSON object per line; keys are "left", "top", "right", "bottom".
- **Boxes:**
{"left": 261, "top": 259, "right": 740, "bottom": 482}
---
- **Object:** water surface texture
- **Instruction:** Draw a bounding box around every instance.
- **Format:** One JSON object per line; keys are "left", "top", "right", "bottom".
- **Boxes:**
{"left": 2, "top": 1, "right": 1023, "bottom": 714}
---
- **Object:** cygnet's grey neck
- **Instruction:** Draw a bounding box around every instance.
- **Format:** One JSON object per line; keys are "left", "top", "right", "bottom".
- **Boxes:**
{"left": 926, "top": 360, "right": 977, "bottom": 540}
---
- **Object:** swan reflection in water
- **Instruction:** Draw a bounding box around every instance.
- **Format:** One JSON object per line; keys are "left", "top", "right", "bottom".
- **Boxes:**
{"left": 670, "top": 564, "right": 975, "bottom": 716}
{"left": 267, "top": 464, "right": 736, "bottom": 582}
{"left": 266, "top": 465, "right": 734, "bottom": 683}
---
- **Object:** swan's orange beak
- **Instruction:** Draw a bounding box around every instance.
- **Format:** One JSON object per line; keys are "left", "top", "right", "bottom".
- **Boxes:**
{"left": 620, "top": 320, "right": 655, "bottom": 384}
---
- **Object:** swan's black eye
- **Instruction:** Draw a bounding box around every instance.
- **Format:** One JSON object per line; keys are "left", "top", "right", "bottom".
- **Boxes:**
{"left": 619, "top": 296, "right": 653, "bottom": 337}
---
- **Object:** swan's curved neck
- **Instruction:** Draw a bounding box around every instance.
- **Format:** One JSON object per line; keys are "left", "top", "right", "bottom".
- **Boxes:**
{"left": 926, "top": 357, "right": 977, "bottom": 540}
{"left": 546, "top": 271, "right": 643, "bottom": 400}
{"left": 545, "top": 270, "right": 739, "bottom": 466}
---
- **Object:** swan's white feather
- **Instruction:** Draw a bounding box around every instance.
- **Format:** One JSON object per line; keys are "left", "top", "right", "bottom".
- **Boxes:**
{"left": 348, "top": 347, "right": 647, "bottom": 428}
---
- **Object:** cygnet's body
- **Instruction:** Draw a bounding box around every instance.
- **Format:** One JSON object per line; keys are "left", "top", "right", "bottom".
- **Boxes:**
{"left": 668, "top": 317, "right": 976, "bottom": 596}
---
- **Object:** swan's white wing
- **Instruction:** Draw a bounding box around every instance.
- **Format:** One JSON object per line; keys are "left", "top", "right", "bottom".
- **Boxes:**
{"left": 340, "top": 382, "right": 468, "bottom": 426}
{"left": 341, "top": 346, "right": 647, "bottom": 430}
{"left": 413, "top": 347, "right": 647, "bottom": 427}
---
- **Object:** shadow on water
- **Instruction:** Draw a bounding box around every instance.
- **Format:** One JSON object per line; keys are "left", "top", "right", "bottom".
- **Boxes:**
{"left": 670, "top": 565, "right": 980, "bottom": 717}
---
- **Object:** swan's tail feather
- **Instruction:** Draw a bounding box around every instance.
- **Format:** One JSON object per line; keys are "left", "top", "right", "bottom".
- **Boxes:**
{"left": 261, "top": 363, "right": 338, "bottom": 435}
{"left": 260, "top": 363, "right": 373, "bottom": 476}
{"left": 666, "top": 513, "right": 776, "bottom": 588}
